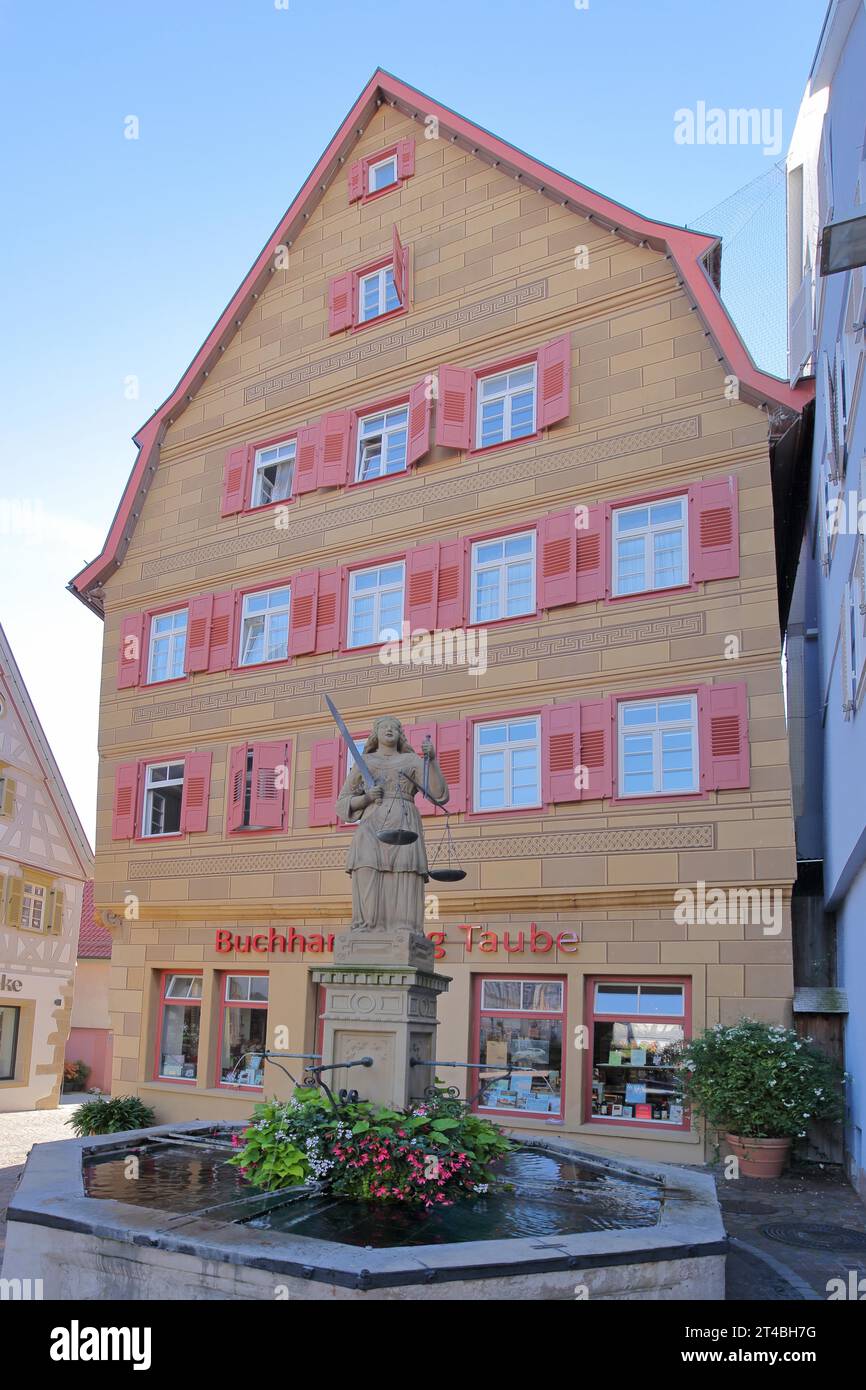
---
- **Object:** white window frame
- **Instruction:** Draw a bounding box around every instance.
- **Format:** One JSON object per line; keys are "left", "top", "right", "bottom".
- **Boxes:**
{"left": 368, "top": 154, "right": 398, "bottom": 194}
{"left": 358, "top": 265, "right": 400, "bottom": 323}
{"left": 147, "top": 609, "right": 188, "bottom": 684}
{"left": 480, "top": 978, "right": 564, "bottom": 1012}
{"left": 20, "top": 881, "right": 47, "bottom": 933}
{"left": 617, "top": 696, "right": 699, "bottom": 798}
{"left": 347, "top": 562, "right": 405, "bottom": 648}
{"left": 473, "top": 716, "right": 542, "bottom": 813}
{"left": 611, "top": 495, "right": 688, "bottom": 597}
{"left": 355, "top": 405, "right": 409, "bottom": 482}
{"left": 142, "top": 761, "right": 185, "bottom": 838}
{"left": 476, "top": 363, "right": 537, "bottom": 450}
{"left": 238, "top": 587, "right": 291, "bottom": 667}
{"left": 470, "top": 530, "right": 536, "bottom": 623}
{"left": 251, "top": 440, "right": 295, "bottom": 508}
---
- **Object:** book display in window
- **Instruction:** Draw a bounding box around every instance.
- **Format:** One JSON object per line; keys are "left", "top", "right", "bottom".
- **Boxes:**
{"left": 589, "top": 981, "right": 686, "bottom": 1125}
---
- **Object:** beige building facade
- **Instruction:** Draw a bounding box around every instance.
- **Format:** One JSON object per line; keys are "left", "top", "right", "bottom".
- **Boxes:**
{"left": 71, "top": 73, "right": 812, "bottom": 1163}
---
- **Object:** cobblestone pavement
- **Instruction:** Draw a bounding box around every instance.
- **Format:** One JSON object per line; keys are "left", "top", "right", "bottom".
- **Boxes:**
{"left": 715, "top": 1163, "right": 866, "bottom": 1301}
{"left": 0, "top": 1101, "right": 82, "bottom": 1263}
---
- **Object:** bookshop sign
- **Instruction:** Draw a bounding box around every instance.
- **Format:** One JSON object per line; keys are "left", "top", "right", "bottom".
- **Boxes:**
{"left": 212, "top": 924, "right": 580, "bottom": 957}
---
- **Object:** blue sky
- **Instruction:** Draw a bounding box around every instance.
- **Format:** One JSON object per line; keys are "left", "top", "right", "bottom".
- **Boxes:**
{"left": 0, "top": 0, "right": 825, "bottom": 840}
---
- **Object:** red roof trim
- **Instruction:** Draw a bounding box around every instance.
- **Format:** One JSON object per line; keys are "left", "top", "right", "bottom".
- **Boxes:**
{"left": 69, "top": 69, "right": 813, "bottom": 614}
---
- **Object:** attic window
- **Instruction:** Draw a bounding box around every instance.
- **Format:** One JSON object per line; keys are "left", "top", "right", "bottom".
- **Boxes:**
{"left": 369, "top": 155, "right": 398, "bottom": 194}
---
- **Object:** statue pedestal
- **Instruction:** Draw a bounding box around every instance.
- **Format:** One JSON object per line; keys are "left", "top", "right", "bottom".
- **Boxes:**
{"left": 312, "top": 931, "right": 451, "bottom": 1110}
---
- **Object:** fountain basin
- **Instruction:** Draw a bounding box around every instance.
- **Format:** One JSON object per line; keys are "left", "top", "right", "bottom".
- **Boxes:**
{"left": 2, "top": 1121, "right": 726, "bottom": 1300}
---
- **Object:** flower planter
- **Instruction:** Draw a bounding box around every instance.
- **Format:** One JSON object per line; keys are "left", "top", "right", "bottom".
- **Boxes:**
{"left": 724, "top": 1133, "right": 791, "bottom": 1179}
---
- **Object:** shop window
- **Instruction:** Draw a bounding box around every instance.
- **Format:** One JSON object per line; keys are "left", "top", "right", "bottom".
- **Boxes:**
{"left": 146, "top": 609, "right": 187, "bottom": 684}
{"left": 612, "top": 495, "right": 687, "bottom": 596}
{"left": 218, "top": 975, "right": 269, "bottom": 1087}
{"left": 251, "top": 439, "right": 295, "bottom": 508}
{"left": 475, "top": 977, "right": 563, "bottom": 1117}
{"left": 588, "top": 978, "right": 687, "bottom": 1127}
{"left": 476, "top": 363, "right": 537, "bottom": 449}
{"left": 473, "top": 716, "right": 541, "bottom": 811}
{"left": 347, "top": 561, "right": 405, "bottom": 648}
{"left": 142, "top": 761, "right": 185, "bottom": 836}
{"left": 238, "top": 586, "right": 291, "bottom": 666}
{"left": 355, "top": 404, "right": 409, "bottom": 482}
{"left": 470, "top": 530, "right": 536, "bottom": 624}
{"left": 157, "top": 973, "right": 202, "bottom": 1082}
{"left": 0, "top": 1004, "right": 20, "bottom": 1081}
{"left": 618, "top": 696, "right": 698, "bottom": 797}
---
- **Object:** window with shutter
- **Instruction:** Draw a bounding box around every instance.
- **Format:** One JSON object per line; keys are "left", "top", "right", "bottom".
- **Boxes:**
{"left": 318, "top": 411, "right": 352, "bottom": 488}
{"left": 207, "top": 592, "right": 237, "bottom": 673}
{"left": 348, "top": 142, "right": 415, "bottom": 205}
{"left": 48, "top": 885, "right": 65, "bottom": 934}
{"left": 407, "top": 545, "right": 440, "bottom": 631}
{"left": 248, "top": 740, "right": 292, "bottom": 830}
{"left": 541, "top": 702, "right": 581, "bottom": 804}
{"left": 3, "top": 876, "right": 24, "bottom": 929}
{"left": 186, "top": 595, "right": 214, "bottom": 673}
{"left": 575, "top": 505, "right": 606, "bottom": 603}
{"left": 118, "top": 612, "right": 144, "bottom": 689}
{"left": 181, "top": 752, "right": 212, "bottom": 834}
{"left": 698, "top": 684, "right": 750, "bottom": 791}
{"left": 435, "top": 720, "right": 469, "bottom": 813}
{"left": 472, "top": 716, "right": 541, "bottom": 812}
{"left": 579, "top": 698, "right": 613, "bottom": 801}
{"left": 612, "top": 494, "right": 689, "bottom": 595}
{"left": 469, "top": 530, "right": 536, "bottom": 623}
{"left": 619, "top": 695, "right": 699, "bottom": 798}
{"left": 112, "top": 763, "right": 141, "bottom": 840}
{"left": 689, "top": 476, "right": 739, "bottom": 584}
{"left": 436, "top": 540, "right": 466, "bottom": 629}
{"left": 537, "top": 511, "right": 576, "bottom": 610}
{"left": 221, "top": 445, "right": 252, "bottom": 516}
{"left": 0, "top": 770, "right": 15, "bottom": 819}
{"left": 309, "top": 740, "right": 341, "bottom": 826}
{"left": 145, "top": 608, "right": 188, "bottom": 683}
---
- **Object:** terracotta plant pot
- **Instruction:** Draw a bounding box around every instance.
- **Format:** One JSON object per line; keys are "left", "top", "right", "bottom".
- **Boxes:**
{"left": 724, "top": 1133, "right": 791, "bottom": 1179}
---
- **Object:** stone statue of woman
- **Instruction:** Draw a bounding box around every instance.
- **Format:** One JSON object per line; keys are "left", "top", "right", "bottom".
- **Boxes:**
{"left": 335, "top": 714, "right": 448, "bottom": 936}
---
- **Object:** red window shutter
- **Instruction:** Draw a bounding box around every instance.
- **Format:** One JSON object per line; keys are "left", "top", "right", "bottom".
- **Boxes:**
{"left": 288, "top": 570, "right": 319, "bottom": 655}
{"left": 575, "top": 503, "right": 607, "bottom": 603}
{"left": 435, "top": 720, "right": 469, "bottom": 813}
{"left": 542, "top": 702, "right": 581, "bottom": 804}
{"left": 403, "top": 721, "right": 437, "bottom": 817}
{"left": 315, "top": 566, "right": 342, "bottom": 653}
{"left": 579, "top": 697, "right": 613, "bottom": 801}
{"left": 207, "top": 591, "right": 237, "bottom": 672}
{"left": 294, "top": 422, "right": 321, "bottom": 495}
{"left": 699, "top": 683, "right": 749, "bottom": 791}
{"left": 250, "top": 739, "right": 291, "bottom": 829}
{"left": 347, "top": 159, "right": 364, "bottom": 202}
{"left": 328, "top": 272, "right": 354, "bottom": 334}
{"left": 406, "top": 379, "right": 432, "bottom": 465}
{"left": 181, "top": 751, "right": 212, "bottom": 833}
{"left": 538, "top": 333, "right": 571, "bottom": 428}
{"left": 436, "top": 539, "right": 466, "bottom": 629}
{"left": 435, "top": 366, "right": 473, "bottom": 450}
{"left": 396, "top": 138, "right": 415, "bottom": 179}
{"left": 407, "top": 544, "right": 439, "bottom": 631}
{"left": 186, "top": 595, "right": 213, "bottom": 672}
{"left": 221, "top": 445, "right": 252, "bottom": 516}
{"left": 309, "top": 739, "right": 341, "bottom": 826}
{"left": 118, "top": 612, "right": 144, "bottom": 689}
{"left": 318, "top": 411, "right": 351, "bottom": 488}
{"left": 538, "top": 510, "right": 577, "bottom": 609}
{"left": 112, "top": 762, "right": 140, "bottom": 839}
{"left": 392, "top": 225, "right": 407, "bottom": 304}
{"left": 227, "top": 743, "right": 248, "bottom": 833}
{"left": 689, "top": 475, "right": 739, "bottom": 583}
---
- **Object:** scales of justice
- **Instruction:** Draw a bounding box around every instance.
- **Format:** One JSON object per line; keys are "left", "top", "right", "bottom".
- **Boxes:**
{"left": 310, "top": 699, "right": 464, "bottom": 1109}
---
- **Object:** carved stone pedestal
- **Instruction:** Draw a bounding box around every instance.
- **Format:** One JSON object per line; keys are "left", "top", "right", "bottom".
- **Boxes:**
{"left": 312, "top": 930, "right": 451, "bottom": 1110}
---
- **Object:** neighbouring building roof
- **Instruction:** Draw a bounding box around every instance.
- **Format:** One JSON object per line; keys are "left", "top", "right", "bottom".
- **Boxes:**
{"left": 76, "top": 880, "right": 111, "bottom": 958}
{"left": 67, "top": 68, "right": 815, "bottom": 618}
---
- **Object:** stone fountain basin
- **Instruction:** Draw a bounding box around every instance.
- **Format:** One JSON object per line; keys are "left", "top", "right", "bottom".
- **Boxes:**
{"left": 2, "top": 1121, "right": 726, "bottom": 1300}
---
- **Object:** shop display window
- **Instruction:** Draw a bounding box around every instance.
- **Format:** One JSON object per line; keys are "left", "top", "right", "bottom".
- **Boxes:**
{"left": 474, "top": 976, "right": 564, "bottom": 1117}
{"left": 218, "top": 974, "right": 269, "bottom": 1087}
{"left": 587, "top": 978, "right": 688, "bottom": 1127}
{"left": 0, "top": 1004, "right": 20, "bottom": 1081}
{"left": 156, "top": 972, "right": 202, "bottom": 1082}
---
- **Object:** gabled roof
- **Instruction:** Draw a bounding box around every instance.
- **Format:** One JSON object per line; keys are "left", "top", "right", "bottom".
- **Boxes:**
{"left": 68, "top": 69, "right": 814, "bottom": 617}
{"left": 0, "top": 622, "right": 94, "bottom": 878}
{"left": 76, "top": 880, "right": 111, "bottom": 958}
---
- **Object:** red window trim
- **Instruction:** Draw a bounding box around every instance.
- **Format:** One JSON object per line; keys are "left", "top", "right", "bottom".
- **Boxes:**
{"left": 132, "top": 751, "right": 202, "bottom": 844}
{"left": 468, "top": 348, "right": 543, "bottom": 457}
{"left": 605, "top": 484, "right": 694, "bottom": 605}
{"left": 464, "top": 519, "right": 541, "bottom": 630}
{"left": 140, "top": 601, "right": 191, "bottom": 690}
{"left": 225, "top": 738, "right": 293, "bottom": 838}
{"left": 233, "top": 576, "right": 294, "bottom": 674}
{"left": 610, "top": 683, "right": 707, "bottom": 807}
{"left": 345, "top": 390, "right": 412, "bottom": 489}
{"left": 466, "top": 705, "right": 545, "bottom": 820}
{"left": 357, "top": 144, "right": 407, "bottom": 203}
{"left": 154, "top": 969, "right": 203, "bottom": 1086}
{"left": 583, "top": 975, "right": 691, "bottom": 1132}
{"left": 471, "top": 973, "right": 567, "bottom": 1122}
{"left": 350, "top": 253, "right": 408, "bottom": 334}
{"left": 242, "top": 428, "right": 299, "bottom": 517}
{"left": 214, "top": 970, "right": 269, "bottom": 1091}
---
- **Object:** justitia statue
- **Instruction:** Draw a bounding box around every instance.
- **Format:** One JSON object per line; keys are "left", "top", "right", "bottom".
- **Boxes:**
{"left": 335, "top": 714, "right": 449, "bottom": 936}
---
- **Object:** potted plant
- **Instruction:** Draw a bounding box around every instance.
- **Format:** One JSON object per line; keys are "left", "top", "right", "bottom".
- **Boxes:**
{"left": 673, "top": 1019, "right": 844, "bottom": 1178}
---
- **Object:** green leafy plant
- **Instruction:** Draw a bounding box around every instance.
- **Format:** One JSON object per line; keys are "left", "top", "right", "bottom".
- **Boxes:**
{"left": 671, "top": 1019, "right": 845, "bottom": 1140}
{"left": 67, "top": 1095, "right": 157, "bottom": 1136}
{"left": 63, "top": 1059, "right": 91, "bottom": 1091}
{"left": 229, "top": 1085, "right": 514, "bottom": 1205}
